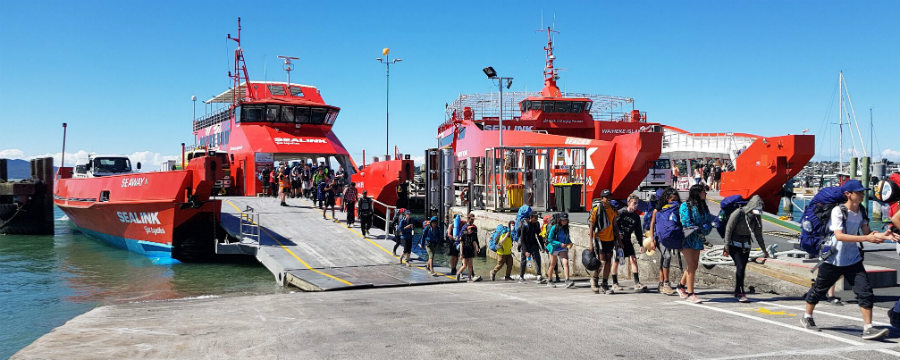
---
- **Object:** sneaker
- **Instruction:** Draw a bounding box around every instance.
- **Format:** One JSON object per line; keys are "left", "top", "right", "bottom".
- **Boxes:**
{"left": 634, "top": 283, "right": 647, "bottom": 292}
{"left": 676, "top": 285, "right": 689, "bottom": 299}
{"left": 473, "top": 275, "right": 482, "bottom": 282}
{"left": 504, "top": 276, "right": 514, "bottom": 282}
{"left": 565, "top": 280, "right": 575, "bottom": 289}
{"left": 518, "top": 277, "right": 526, "bottom": 283}
{"left": 661, "top": 285, "right": 675, "bottom": 296}
{"left": 800, "top": 316, "right": 819, "bottom": 331}
{"left": 547, "top": 280, "right": 557, "bottom": 288}
{"left": 827, "top": 296, "right": 844, "bottom": 306}
{"left": 456, "top": 272, "right": 462, "bottom": 282}
{"left": 431, "top": 272, "right": 440, "bottom": 277}
{"left": 450, "top": 268, "right": 457, "bottom": 276}
{"left": 590, "top": 278, "right": 600, "bottom": 294}
{"left": 490, "top": 270, "right": 497, "bottom": 281}
{"left": 406, "top": 262, "right": 412, "bottom": 267}
{"left": 536, "top": 276, "right": 546, "bottom": 284}
{"left": 737, "top": 294, "right": 750, "bottom": 303}
{"left": 688, "top": 293, "right": 703, "bottom": 304}
{"left": 611, "top": 283, "right": 624, "bottom": 292}
{"left": 861, "top": 327, "right": 889, "bottom": 340}
{"left": 888, "top": 309, "right": 900, "bottom": 329}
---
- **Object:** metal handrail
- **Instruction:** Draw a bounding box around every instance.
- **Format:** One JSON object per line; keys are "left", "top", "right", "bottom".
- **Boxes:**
{"left": 193, "top": 108, "right": 232, "bottom": 131}
{"left": 371, "top": 198, "right": 397, "bottom": 234}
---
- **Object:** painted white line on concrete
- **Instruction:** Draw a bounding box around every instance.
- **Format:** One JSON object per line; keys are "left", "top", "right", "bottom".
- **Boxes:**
{"left": 699, "top": 344, "right": 900, "bottom": 360}
{"left": 758, "top": 301, "right": 892, "bottom": 327}
{"left": 677, "top": 301, "right": 864, "bottom": 346}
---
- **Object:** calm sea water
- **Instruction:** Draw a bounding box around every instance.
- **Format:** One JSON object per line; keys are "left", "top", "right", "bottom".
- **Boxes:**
{"left": 0, "top": 208, "right": 286, "bottom": 359}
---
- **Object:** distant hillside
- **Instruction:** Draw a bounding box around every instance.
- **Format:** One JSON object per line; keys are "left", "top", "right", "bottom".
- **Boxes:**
{"left": 2, "top": 159, "right": 56, "bottom": 180}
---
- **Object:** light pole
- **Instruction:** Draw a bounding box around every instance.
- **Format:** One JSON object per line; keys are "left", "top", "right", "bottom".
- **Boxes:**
{"left": 377, "top": 49, "right": 401, "bottom": 159}
{"left": 482, "top": 66, "right": 513, "bottom": 148}
{"left": 191, "top": 95, "right": 197, "bottom": 122}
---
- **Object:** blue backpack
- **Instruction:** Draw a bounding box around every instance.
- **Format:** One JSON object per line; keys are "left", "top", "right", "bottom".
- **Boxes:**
{"left": 452, "top": 214, "right": 462, "bottom": 238}
{"left": 489, "top": 224, "right": 509, "bottom": 252}
{"left": 716, "top": 195, "right": 749, "bottom": 238}
{"left": 800, "top": 187, "right": 868, "bottom": 257}
{"left": 655, "top": 202, "right": 684, "bottom": 249}
{"left": 642, "top": 211, "right": 654, "bottom": 231}
{"left": 511, "top": 205, "right": 531, "bottom": 242}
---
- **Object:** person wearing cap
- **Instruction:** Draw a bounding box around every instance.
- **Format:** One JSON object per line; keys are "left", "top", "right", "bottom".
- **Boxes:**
{"left": 518, "top": 212, "right": 546, "bottom": 283}
{"left": 397, "top": 210, "right": 415, "bottom": 266}
{"left": 723, "top": 195, "right": 768, "bottom": 303}
{"left": 801, "top": 179, "right": 899, "bottom": 340}
{"left": 589, "top": 189, "right": 619, "bottom": 294}
{"left": 420, "top": 216, "right": 442, "bottom": 276}
{"left": 357, "top": 190, "right": 373, "bottom": 237}
{"left": 545, "top": 212, "right": 574, "bottom": 288}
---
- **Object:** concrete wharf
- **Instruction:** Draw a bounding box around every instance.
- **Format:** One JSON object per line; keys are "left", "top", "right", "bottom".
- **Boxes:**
{"left": 216, "top": 196, "right": 455, "bottom": 291}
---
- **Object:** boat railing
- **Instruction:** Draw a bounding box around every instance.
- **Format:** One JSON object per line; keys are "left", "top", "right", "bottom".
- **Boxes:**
{"left": 193, "top": 108, "right": 232, "bottom": 131}
{"left": 371, "top": 198, "right": 397, "bottom": 235}
{"left": 238, "top": 205, "right": 261, "bottom": 246}
{"left": 444, "top": 91, "right": 636, "bottom": 122}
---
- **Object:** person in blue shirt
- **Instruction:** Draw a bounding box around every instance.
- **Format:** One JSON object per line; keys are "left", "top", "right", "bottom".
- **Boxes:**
{"left": 420, "top": 216, "right": 442, "bottom": 276}
{"left": 545, "top": 212, "right": 574, "bottom": 288}
{"left": 677, "top": 184, "right": 713, "bottom": 303}
{"left": 802, "top": 180, "right": 898, "bottom": 340}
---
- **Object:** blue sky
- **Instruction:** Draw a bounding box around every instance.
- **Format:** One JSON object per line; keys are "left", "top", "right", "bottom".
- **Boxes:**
{"left": 1, "top": 0, "right": 898, "bottom": 167}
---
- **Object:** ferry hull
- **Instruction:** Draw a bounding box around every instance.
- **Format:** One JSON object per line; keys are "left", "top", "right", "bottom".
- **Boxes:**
{"left": 54, "top": 157, "right": 221, "bottom": 262}
{"left": 351, "top": 159, "right": 415, "bottom": 212}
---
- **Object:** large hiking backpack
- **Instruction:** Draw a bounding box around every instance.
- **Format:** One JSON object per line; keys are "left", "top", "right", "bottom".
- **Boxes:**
{"left": 716, "top": 195, "right": 749, "bottom": 238}
{"left": 799, "top": 187, "right": 868, "bottom": 256}
{"left": 511, "top": 205, "right": 532, "bottom": 243}
{"left": 358, "top": 197, "right": 372, "bottom": 213}
{"left": 588, "top": 200, "right": 611, "bottom": 233}
{"left": 489, "top": 224, "right": 509, "bottom": 252}
{"left": 655, "top": 202, "right": 684, "bottom": 249}
{"left": 642, "top": 210, "right": 654, "bottom": 231}
{"left": 453, "top": 214, "right": 462, "bottom": 238}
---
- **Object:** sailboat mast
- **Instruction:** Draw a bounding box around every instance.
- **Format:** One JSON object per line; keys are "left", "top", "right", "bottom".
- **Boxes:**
{"left": 839, "top": 71, "right": 843, "bottom": 173}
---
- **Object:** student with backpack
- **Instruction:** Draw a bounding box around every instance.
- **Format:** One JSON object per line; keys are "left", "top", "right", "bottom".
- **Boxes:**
{"left": 490, "top": 221, "right": 515, "bottom": 281}
{"left": 518, "top": 212, "right": 546, "bottom": 283}
{"left": 420, "top": 217, "right": 442, "bottom": 276}
{"left": 649, "top": 187, "right": 682, "bottom": 296}
{"left": 457, "top": 218, "right": 481, "bottom": 282}
{"left": 545, "top": 212, "right": 574, "bottom": 288}
{"left": 391, "top": 208, "right": 406, "bottom": 256}
{"left": 722, "top": 195, "right": 769, "bottom": 303}
{"left": 342, "top": 182, "right": 358, "bottom": 227}
{"left": 357, "top": 191, "right": 373, "bottom": 237}
{"left": 589, "top": 189, "right": 618, "bottom": 294}
{"left": 613, "top": 194, "right": 648, "bottom": 292}
{"left": 801, "top": 180, "right": 898, "bottom": 340}
{"left": 676, "top": 184, "right": 714, "bottom": 303}
{"left": 322, "top": 179, "right": 337, "bottom": 220}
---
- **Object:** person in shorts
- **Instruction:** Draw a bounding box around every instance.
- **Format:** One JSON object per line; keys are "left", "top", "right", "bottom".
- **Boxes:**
{"left": 398, "top": 210, "right": 414, "bottom": 266}
{"left": 589, "top": 189, "right": 618, "bottom": 294}
{"left": 649, "top": 187, "right": 681, "bottom": 296}
{"left": 456, "top": 219, "right": 481, "bottom": 282}
{"left": 421, "top": 217, "right": 442, "bottom": 276}
{"left": 545, "top": 212, "right": 573, "bottom": 288}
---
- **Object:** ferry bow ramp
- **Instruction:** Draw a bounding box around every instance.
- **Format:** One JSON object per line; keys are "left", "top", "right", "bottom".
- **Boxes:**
{"left": 218, "top": 196, "right": 453, "bottom": 290}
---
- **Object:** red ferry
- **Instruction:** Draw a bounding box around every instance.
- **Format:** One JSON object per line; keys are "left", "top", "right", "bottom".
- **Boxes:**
{"left": 54, "top": 154, "right": 222, "bottom": 263}
{"left": 438, "top": 28, "right": 663, "bottom": 202}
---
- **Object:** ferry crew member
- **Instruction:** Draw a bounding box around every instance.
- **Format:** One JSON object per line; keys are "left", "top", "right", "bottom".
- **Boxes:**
{"left": 801, "top": 180, "right": 898, "bottom": 340}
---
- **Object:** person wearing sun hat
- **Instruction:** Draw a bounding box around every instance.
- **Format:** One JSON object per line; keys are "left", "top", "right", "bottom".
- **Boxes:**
{"left": 802, "top": 179, "right": 900, "bottom": 340}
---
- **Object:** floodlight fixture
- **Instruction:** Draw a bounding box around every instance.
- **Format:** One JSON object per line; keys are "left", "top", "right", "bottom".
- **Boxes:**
{"left": 483, "top": 66, "right": 497, "bottom": 79}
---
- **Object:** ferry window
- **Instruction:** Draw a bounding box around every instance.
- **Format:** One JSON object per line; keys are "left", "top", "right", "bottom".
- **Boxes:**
{"left": 654, "top": 159, "right": 671, "bottom": 169}
{"left": 267, "top": 84, "right": 287, "bottom": 96}
{"left": 530, "top": 101, "right": 541, "bottom": 111}
{"left": 325, "top": 110, "right": 338, "bottom": 125}
{"left": 571, "top": 102, "right": 584, "bottom": 113}
{"left": 584, "top": 102, "right": 592, "bottom": 111}
{"left": 266, "top": 105, "right": 280, "bottom": 122}
{"left": 520, "top": 102, "right": 527, "bottom": 112}
{"left": 542, "top": 101, "right": 554, "bottom": 112}
{"left": 295, "top": 106, "right": 311, "bottom": 123}
{"left": 94, "top": 158, "right": 131, "bottom": 173}
{"left": 241, "top": 105, "right": 265, "bottom": 122}
{"left": 310, "top": 107, "right": 327, "bottom": 124}
{"left": 281, "top": 106, "right": 295, "bottom": 123}
{"left": 290, "top": 86, "right": 305, "bottom": 97}
{"left": 555, "top": 101, "right": 571, "bottom": 113}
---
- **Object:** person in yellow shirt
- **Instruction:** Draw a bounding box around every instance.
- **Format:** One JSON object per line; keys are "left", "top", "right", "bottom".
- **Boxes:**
{"left": 491, "top": 221, "right": 515, "bottom": 281}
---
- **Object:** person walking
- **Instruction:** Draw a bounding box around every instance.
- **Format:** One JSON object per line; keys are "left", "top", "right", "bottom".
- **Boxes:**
{"left": 290, "top": 162, "right": 302, "bottom": 198}
{"left": 343, "top": 182, "right": 358, "bottom": 227}
{"left": 357, "top": 191, "right": 373, "bottom": 237}
{"left": 420, "top": 217, "right": 442, "bottom": 276}
{"left": 491, "top": 221, "right": 515, "bottom": 281}
{"left": 278, "top": 168, "right": 289, "bottom": 206}
{"left": 396, "top": 178, "right": 409, "bottom": 210}
{"left": 260, "top": 167, "right": 271, "bottom": 196}
{"left": 692, "top": 165, "right": 702, "bottom": 186}
{"left": 322, "top": 178, "right": 336, "bottom": 220}
{"left": 649, "top": 187, "right": 682, "bottom": 295}
{"left": 391, "top": 208, "right": 406, "bottom": 256}
{"left": 545, "top": 213, "right": 574, "bottom": 288}
{"left": 457, "top": 218, "right": 481, "bottom": 282}
{"left": 802, "top": 180, "right": 898, "bottom": 339}
{"left": 518, "top": 212, "right": 546, "bottom": 284}
{"left": 723, "top": 195, "right": 769, "bottom": 303}
{"left": 613, "top": 194, "right": 647, "bottom": 292}
{"left": 397, "top": 210, "right": 414, "bottom": 266}
{"left": 447, "top": 214, "right": 471, "bottom": 276}
{"left": 676, "top": 184, "right": 713, "bottom": 303}
{"left": 268, "top": 167, "right": 278, "bottom": 197}
{"left": 589, "top": 189, "right": 618, "bottom": 294}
